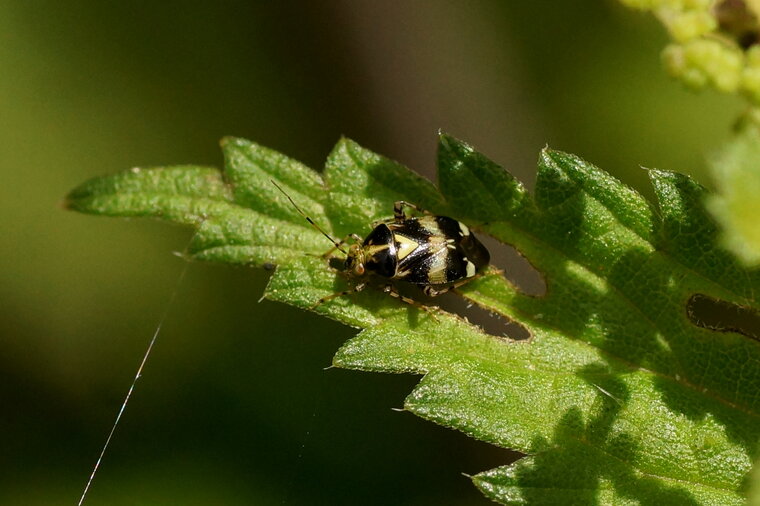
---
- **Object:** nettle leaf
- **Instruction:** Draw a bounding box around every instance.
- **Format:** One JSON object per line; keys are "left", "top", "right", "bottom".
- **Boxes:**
{"left": 66, "top": 134, "right": 760, "bottom": 504}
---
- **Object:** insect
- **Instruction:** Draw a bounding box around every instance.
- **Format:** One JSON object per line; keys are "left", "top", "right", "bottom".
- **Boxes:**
{"left": 272, "top": 181, "right": 490, "bottom": 311}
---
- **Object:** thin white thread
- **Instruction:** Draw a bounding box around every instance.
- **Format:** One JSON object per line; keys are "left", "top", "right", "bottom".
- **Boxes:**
{"left": 77, "top": 250, "right": 192, "bottom": 506}
{"left": 592, "top": 383, "right": 622, "bottom": 406}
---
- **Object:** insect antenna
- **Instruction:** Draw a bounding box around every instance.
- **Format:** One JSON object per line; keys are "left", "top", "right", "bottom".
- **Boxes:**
{"left": 271, "top": 180, "right": 347, "bottom": 254}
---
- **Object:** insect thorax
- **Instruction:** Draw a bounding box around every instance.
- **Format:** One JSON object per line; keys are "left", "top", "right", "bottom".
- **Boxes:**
{"left": 358, "top": 223, "right": 397, "bottom": 277}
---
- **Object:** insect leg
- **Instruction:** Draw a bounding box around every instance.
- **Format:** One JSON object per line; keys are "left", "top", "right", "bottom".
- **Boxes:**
{"left": 310, "top": 282, "right": 366, "bottom": 309}
{"left": 393, "top": 201, "right": 431, "bottom": 222}
{"left": 422, "top": 285, "right": 449, "bottom": 297}
{"left": 321, "top": 234, "right": 363, "bottom": 258}
{"left": 383, "top": 285, "right": 440, "bottom": 320}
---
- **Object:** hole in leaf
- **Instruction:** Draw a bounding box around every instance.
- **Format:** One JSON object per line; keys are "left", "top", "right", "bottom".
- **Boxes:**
{"left": 687, "top": 294, "right": 760, "bottom": 342}
{"left": 433, "top": 291, "right": 532, "bottom": 341}
{"left": 478, "top": 235, "right": 546, "bottom": 297}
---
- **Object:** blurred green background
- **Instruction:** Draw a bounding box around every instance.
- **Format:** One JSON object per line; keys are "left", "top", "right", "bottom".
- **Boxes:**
{"left": 0, "top": 1, "right": 742, "bottom": 504}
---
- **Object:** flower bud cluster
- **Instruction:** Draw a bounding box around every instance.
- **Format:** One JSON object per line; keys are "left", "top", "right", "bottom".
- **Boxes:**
{"left": 620, "top": 0, "right": 760, "bottom": 104}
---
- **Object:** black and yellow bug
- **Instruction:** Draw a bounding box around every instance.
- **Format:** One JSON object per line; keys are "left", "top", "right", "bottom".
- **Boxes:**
{"left": 273, "top": 182, "right": 490, "bottom": 311}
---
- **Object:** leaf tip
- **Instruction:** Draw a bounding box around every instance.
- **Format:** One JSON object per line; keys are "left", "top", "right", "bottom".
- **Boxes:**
{"left": 438, "top": 131, "right": 462, "bottom": 146}
{"left": 60, "top": 195, "right": 76, "bottom": 211}
{"left": 329, "top": 136, "right": 371, "bottom": 169}
{"left": 647, "top": 167, "right": 689, "bottom": 193}
{"left": 538, "top": 145, "right": 563, "bottom": 170}
{"left": 334, "top": 135, "right": 357, "bottom": 151}
{"left": 62, "top": 182, "right": 92, "bottom": 212}
{"left": 219, "top": 135, "right": 239, "bottom": 146}
{"left": 539, "top": 145, "right": 566, "bottom": 165}
{"left": 220, "top": 135, "right": 250, "bottom": 152}
{"left": 646, "top": 167, "right": 669, "bottom": 178}
{"left": 437, "top": 132, "right": 474, "bottom": 161}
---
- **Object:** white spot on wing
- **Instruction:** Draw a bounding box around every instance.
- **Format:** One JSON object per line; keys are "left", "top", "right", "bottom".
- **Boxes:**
{"left": 465, "top": 260, "right": 476, "bottom": 277}
{"left": 459, "top": 222, "right": 470, "bottom": 236}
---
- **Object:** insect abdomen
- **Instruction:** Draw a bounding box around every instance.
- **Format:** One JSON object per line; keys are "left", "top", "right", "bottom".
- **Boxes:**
{"left": 392, "top": 216, "right": 489, "bottom": 286}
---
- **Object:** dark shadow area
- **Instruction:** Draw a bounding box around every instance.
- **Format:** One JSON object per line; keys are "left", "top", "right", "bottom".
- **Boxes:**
{"left": 437, "top": 291, "right": 532, "bottom": 341}
{"left": 515, "top": 365, "right": 699, "bottom": 504}
{"left": 478, "top": 234, "right": 546, "bottom": 297}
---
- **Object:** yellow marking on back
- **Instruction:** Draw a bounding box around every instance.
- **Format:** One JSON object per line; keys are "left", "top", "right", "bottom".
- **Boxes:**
{"left": 395, "top": 234, "right": 418, "bottom": 260}
{"left": 418, "top": 217, "right": 441, "bottom": 236}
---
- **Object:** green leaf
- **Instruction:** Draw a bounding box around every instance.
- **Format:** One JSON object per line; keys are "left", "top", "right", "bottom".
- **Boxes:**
{"left": 65, "top": 165, "right": 234, "bottom": 224}
{"left": 323, "top": 137, "right": 449, "bottom": 236}
{"left": 750, "top": 455, "right": 760, "bottom": 506}
{"left": 66, "top": 134, "right": 760, "bottom": 504}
